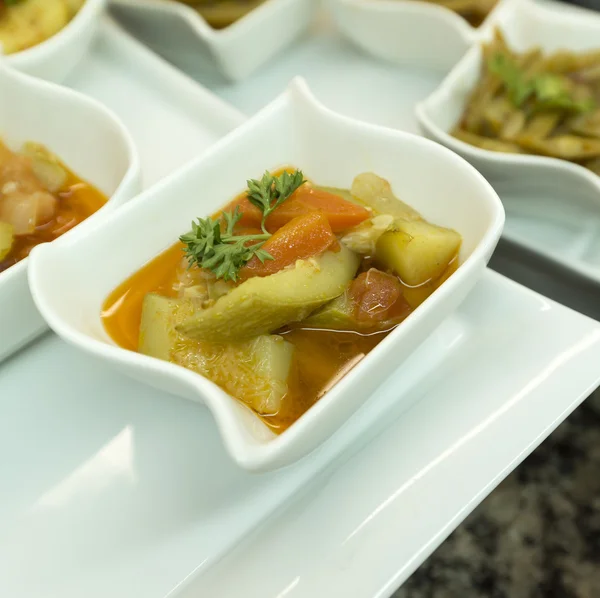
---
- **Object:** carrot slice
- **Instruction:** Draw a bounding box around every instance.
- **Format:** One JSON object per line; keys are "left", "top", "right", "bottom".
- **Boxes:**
{"left": 266, "top": 187, "right": 370, "bottom": 232}
{"left": 348, "top": 269, "right": 410, "bottom": 324}
{"left": 222, "top": 186, "right": 370, "bottom": 233}
{"left": 239, "top": 212, "right": 338, "bottom": 280}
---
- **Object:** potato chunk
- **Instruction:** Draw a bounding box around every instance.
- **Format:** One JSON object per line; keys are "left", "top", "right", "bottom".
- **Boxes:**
{"left": 139, "top": 293, "right": 294, "bottom": 415}
{"left": 376, "top": 220, "right": 461, "bottom": 286}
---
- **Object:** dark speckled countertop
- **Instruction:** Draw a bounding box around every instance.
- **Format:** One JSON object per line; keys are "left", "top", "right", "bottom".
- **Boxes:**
{"left": 393, "top": 390, "right": 600, "bottom": 598}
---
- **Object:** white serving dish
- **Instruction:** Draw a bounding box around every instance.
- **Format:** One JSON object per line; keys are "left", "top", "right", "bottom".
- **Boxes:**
{"left": 329, "top": 0, "right": 514, "bottom": 72}
{"left": 3, "top": 271, "right": 600, "bottom": 598}
{"left": 28, "top": 77, "right": 504, "bottom": 472}
{"left": 5, "top": 0, "right": 106, "bottom": 82}
{"left": 0, "top": 63, "right": 140, "bottom": 363}
{"left": 416, "top": 0, "right": 600, "bottom": 279}
{"left": 109, "top": 0, "right": 317, "bottom": 81}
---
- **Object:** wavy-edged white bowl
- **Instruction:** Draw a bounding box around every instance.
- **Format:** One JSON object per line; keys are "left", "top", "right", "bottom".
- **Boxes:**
{"left": 28, "top": 77, "right": 504, "bottom": 472}
{"left": 110, "top": 0, "right": 317, "bottom": 82}
{"left": 416, "top": 1, "right": 600, "bottom": 210}
{"left": 4, "top": 0, "right": 106, "bottom": 82}
{"left": 416, "top": 0, "right": 600, "bottom": 281}
{"left": 329, "top": 0, "right": 517, "bottom": 72}
{"left": 0, "top": 64, "right": 141, "bottom": 362}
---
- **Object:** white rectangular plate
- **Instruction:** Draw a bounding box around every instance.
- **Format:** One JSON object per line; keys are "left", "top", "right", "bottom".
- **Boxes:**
{"left": 66, "top": 17, "right": 244, "bottom": 187}
{"left": 176, "top": 275, "right": 600, "bottom": 598}
{"left": 147, "top": 3, "right": 600, "bottom": 290}
{"left": 3, "top": 6, "right": 600, "bottom": 598}
{"left": 2, "top": 271, "right": 600, "bottom": 598}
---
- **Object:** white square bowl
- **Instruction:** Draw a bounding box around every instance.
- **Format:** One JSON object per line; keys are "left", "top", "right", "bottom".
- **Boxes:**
{"left": 416, "top": 0, "right": 600, "bottom": 193}
{"left": 28, "top": 77, "right": 504, "bottom": 472}
{"left": 328, "top": 0, "right": 513, "bottom": 72}
{"left": 5, "top": 0, "right": 106, "bottom": 83}
{"left": 0, "top": 65, "right": 141, "bottom": 362}
{"left": 110, "top": 0, "right": 317, "bottom": 81}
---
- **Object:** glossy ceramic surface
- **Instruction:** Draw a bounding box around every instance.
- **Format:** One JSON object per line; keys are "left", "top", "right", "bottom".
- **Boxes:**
{"left": 110, "top": 0, "right": 317, "bottom": 81}
{"left": 0, "top": 62, "right": 140, "bottom": 363}
{"left": 28, "top": 77, "right": 503, "bottom": 471}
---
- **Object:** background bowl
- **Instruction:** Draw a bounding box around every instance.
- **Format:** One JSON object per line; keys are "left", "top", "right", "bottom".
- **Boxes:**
{"left": 329, "top": 0, "right": 515, "bottom": 72}
{"left": 0, "top": 64, "right": 141, "bottom": 362}
{"left": 5, "top": 0, "right": 106, "bottom": 83}
{"left": 110, "top": 0, "right": 317, "bottom": 81}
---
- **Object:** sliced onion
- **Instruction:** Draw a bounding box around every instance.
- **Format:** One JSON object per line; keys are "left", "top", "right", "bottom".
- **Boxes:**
{"left": 21, "top": 143, "right": 67, "bottom": 192}
{"left": 0, "top": 192, "right": 39, "bottom": 235}
{"left": 0, "top": 190, "right": 57, "bottom": 235}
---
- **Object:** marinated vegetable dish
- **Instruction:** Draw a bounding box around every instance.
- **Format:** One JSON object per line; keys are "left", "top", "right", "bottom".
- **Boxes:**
{"left": 410, "top": 0, "right": 498, "bottom": 27}
{"left": 102, "top": 169, "right": 461, "bottom": 432}
{"left": 174, "top": 0, "right": 265, "bottom": 28}
{"left": 0, "top": 140, "right": 107, "bottom": 272}
{"left": 0, "top": 0, "right": 85, "bottom": 54}
{"left": 453, "top": 30, "right": 600, "bottom": 174}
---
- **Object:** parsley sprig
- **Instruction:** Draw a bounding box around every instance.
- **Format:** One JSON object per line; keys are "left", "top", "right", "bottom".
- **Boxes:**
{"left": 247, "top": 169, "right": 306, "bottom": 234}
{"left": 488, "top": 53, "right": 595, "bottom": 114}
{"left": 180, "top": 169, "right": 306, "bottom": 281}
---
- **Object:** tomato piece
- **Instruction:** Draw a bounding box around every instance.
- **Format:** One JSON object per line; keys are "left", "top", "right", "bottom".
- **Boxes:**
{"left": 348, "top": 269, "right": 410, "bottom": 323}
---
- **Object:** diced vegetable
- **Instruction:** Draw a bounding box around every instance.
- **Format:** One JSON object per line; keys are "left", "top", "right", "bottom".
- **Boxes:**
{"left": 273, "top": 187, "right": 370, "bottom": 232}
{"left": 0, "top": 222, "right": 13, "bottom": 261}
{"left": 139, "top": 293, "right": 186, "bottom": 361}
{"left": 239, "top": 212, "right": 338, "bottom": 280}
{"left": 0, "top": 0, "right": 70, "bottom": 55}
{"left": 350, "top": 173, "right": 421, "bottom": 221}
{"left": 22, "top": 142, "right": 67, "bottom": 192}
{"left": 348, "top": 269, "right": 410, "bottom": 324}
{"left": 302, "top": 269, "right": 411, "bottom": 331}
{"left": 139, "top": 294, "right": 293, "bottom": 414}
{"left": 341, "top": 214, "right": 394, "bottom": 256}
{"left": 177, "top": 245, "right": 360, "bottom": 342}
{"left": 314, "top": 186, "right": 361, "bottom": 205}
{"left": 301, "top": 294, "right": 356, "bottom": 330}
{"left": 0, "top": 190, "right": 57, "bottom": 235}
{"left": 229, "top": 186, "right": 370, "bottom": 233}
{"left": 376, "top": 220, "right": 461, "bottom": 286}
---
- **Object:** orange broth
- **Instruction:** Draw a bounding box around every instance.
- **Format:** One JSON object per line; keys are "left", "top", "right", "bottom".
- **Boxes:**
{"left": 102, "top": 242, "right": 457, "bottom": 433}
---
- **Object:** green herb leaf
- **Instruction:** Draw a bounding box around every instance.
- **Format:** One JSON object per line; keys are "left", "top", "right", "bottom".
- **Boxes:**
{"left": 487, "top": 53, "right": 596, "bottom": 114}
{"left": 181, "top": 169, "right": 306, "bottom": 280}
{"left": 180, "top": 207, "right": 272, "bottom": 282}
{"left": 487, "top": 53, "right": 534, "bottom": 106}
{"left": 246, "top": 169, "right": 306, "bottom": 233}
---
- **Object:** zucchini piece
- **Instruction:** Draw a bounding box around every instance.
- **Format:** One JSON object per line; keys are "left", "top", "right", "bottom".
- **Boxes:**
{"left": 176, "top": 246, "right": 360, "bottom": 342}
{"left": 0, "top": 222, "right": 14, "bottom": 261}
{"left": 376, "top": 220, "right": 461, "bottom": 286}
{"left": 351, "top": 173, "right": 422, "bottom": 221}
{"left": 139, "top": 293, "right": 294, "bottom": 415}
{"left": 301, "top": 294, "right": 356, "bottom": 331}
